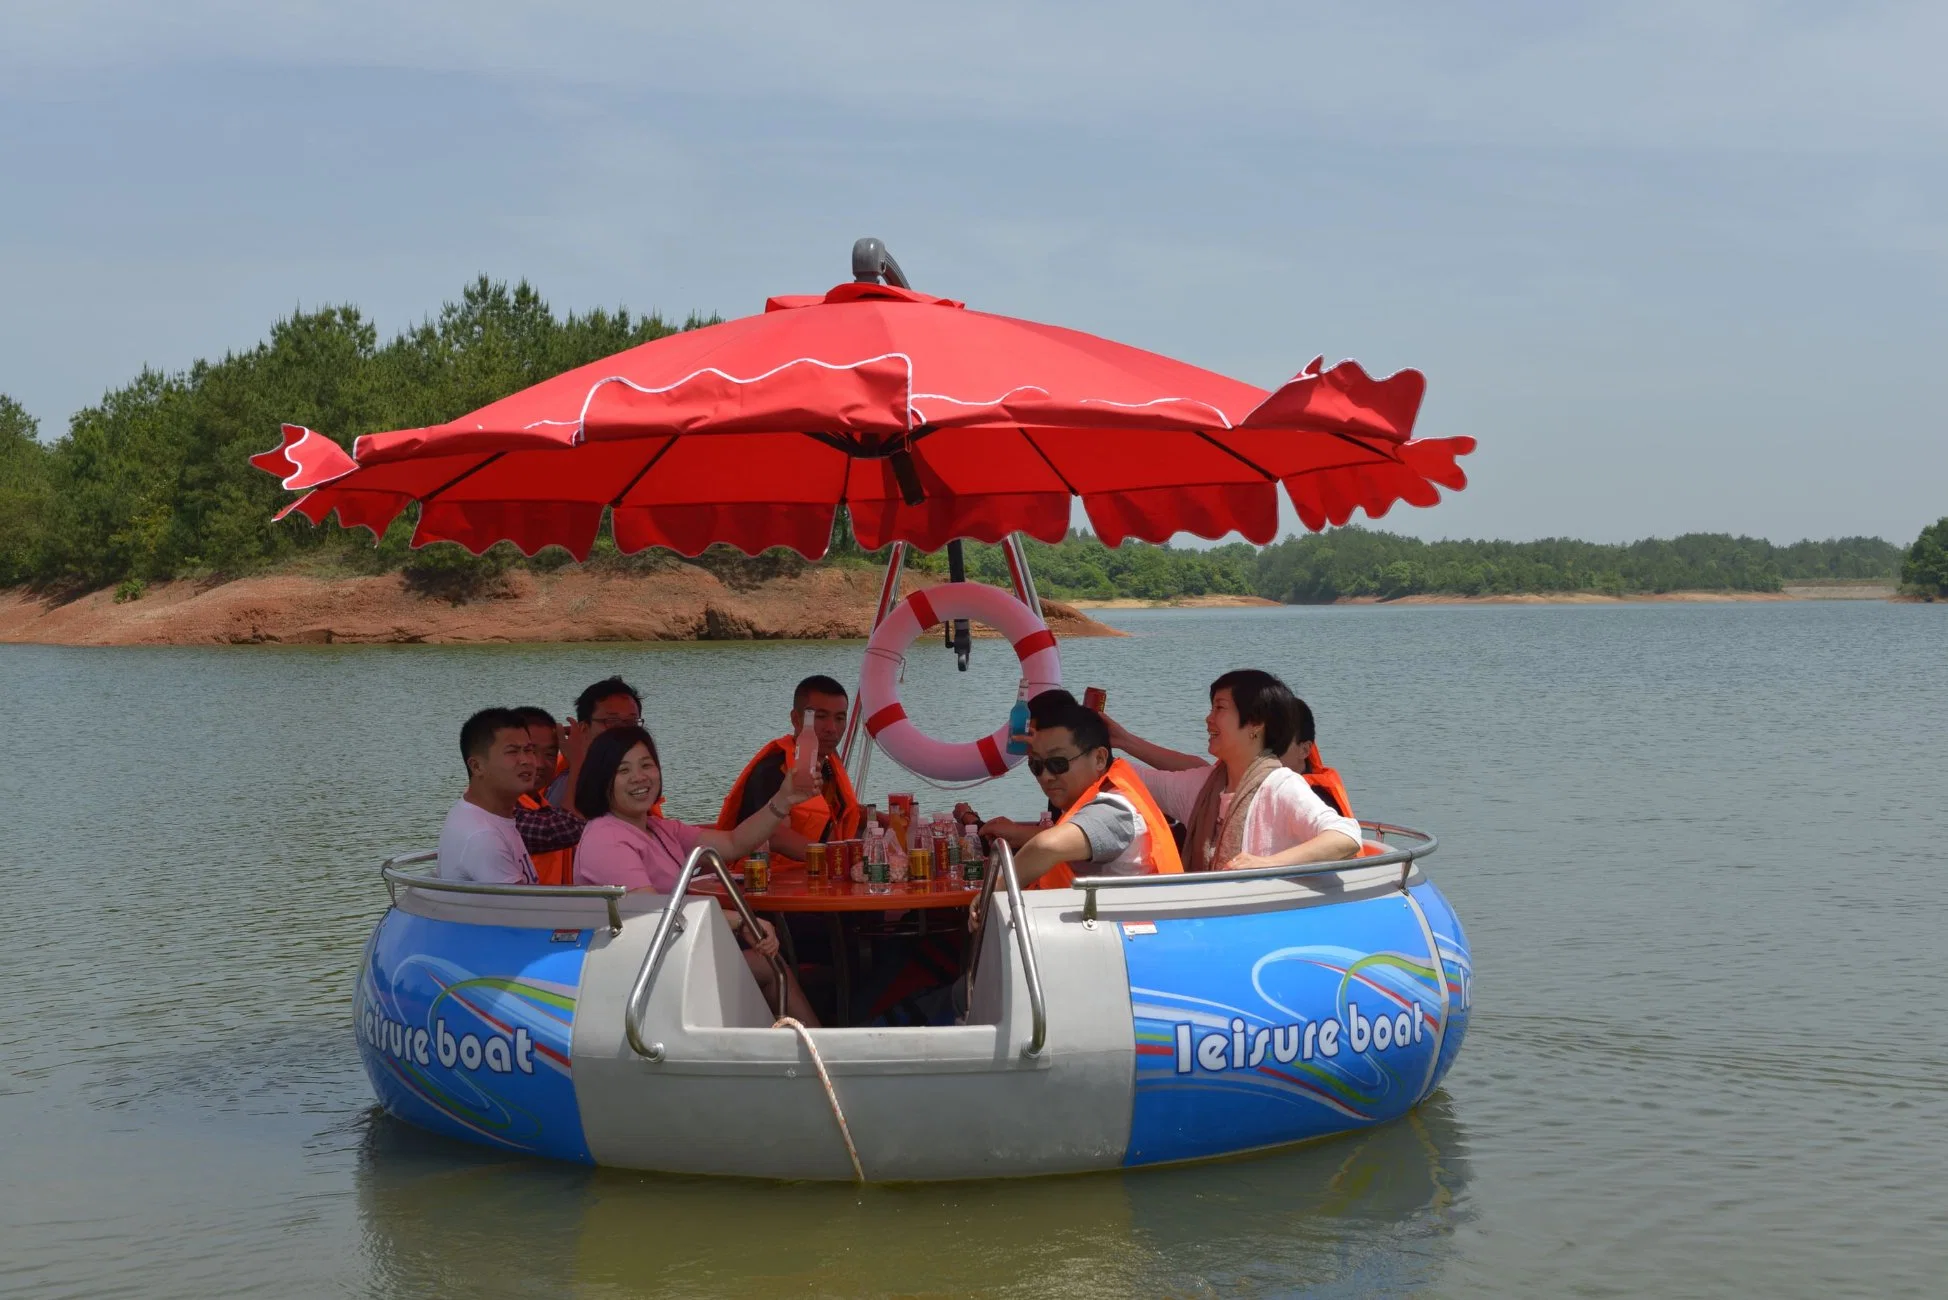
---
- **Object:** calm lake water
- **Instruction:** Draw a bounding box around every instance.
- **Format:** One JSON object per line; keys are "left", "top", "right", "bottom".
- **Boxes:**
{"left": 3, "top": 601, "right": 1943, "bottom": 1298}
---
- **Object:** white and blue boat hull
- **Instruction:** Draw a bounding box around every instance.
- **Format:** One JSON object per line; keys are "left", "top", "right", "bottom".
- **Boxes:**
{"left": 355, "top": 855, "right": 1471, "bottom": 1180}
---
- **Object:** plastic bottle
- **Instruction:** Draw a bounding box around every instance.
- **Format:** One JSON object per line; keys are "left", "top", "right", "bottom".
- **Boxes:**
{"left": 793, "top": 712, "right": 818, "bottom": 785}
{"left": 961, "top": 832, "right": 986, "bottom": 886}
{"left": 1006, "top": 677, "right": 1032, "bottom": 755}
{"left": 865, "top": 827, "right": 892, "bottom": 894}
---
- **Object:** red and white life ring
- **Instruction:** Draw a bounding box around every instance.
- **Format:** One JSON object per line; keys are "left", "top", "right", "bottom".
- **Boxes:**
{"left": 860, "top": 582, "right": 1063, "bottom": 783}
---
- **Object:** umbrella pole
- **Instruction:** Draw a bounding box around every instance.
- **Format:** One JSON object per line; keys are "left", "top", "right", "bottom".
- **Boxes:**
{"left": 841, "top": 540, "right": 908, "bottom": 788}
{"left": 1002, "top": 533, "right": 1042, "bottom": 612}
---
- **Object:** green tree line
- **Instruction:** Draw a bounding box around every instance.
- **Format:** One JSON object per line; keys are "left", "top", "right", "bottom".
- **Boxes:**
{"left": 0, "top": 279, "right": 1933, "bottom": 601}
{"left": 1250, "top": 528, "right": 1907, "bottom": 602}
{"left": 0, "top": 278, "right": 700, "bottom": 591}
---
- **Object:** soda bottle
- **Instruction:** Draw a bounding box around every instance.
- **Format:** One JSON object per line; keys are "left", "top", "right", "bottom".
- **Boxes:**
{"left": 1006, "top": 677, "right": 1032, "bottom": 755}
{"left": 793, "top": 711, "right": 818, "bottom": 786}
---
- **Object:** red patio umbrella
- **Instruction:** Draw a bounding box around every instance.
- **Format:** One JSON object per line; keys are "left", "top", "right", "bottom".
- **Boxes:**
{"left": 252, "top": 265, "right": 1474, "bottom": 557}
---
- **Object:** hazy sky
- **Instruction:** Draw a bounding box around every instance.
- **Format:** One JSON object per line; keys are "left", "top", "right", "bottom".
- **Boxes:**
{"left": 3, "top": 2, "right": 1942, "bottom": 544}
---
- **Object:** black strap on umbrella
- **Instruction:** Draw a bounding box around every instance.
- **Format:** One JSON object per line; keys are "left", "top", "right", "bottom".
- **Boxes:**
{"left": 854, "top": 237, "right": 968, "bottom": 671}
{"left": 945, "top": 540, "right": 971, "bottom": 671}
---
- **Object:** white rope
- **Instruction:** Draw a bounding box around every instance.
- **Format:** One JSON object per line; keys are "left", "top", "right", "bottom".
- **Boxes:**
{"left": 889, "top": 765, "right": 1006, "bottom": 795}
{"left": 774, "top": 1015, "right": 864, "bottom": 1183}
{"left": 862, "top": 644, "right": 908, "bottom": 671}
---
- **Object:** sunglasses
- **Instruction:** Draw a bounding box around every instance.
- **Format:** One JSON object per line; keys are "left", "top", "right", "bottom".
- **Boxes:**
{"left": 1026, "top": 752, "right": 1089, "bottom": 777}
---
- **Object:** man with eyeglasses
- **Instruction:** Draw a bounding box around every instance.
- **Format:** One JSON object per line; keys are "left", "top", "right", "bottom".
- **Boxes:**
{"left": 543, "top": 676, "right": 647, "bottom": 810}
{"left": 966, "top": 703, "right": 1183, "bottom": 889}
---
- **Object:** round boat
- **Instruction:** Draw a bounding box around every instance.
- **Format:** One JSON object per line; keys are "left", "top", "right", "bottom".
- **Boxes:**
{"left": 260, "top": 238, "right": 1485, "bottom": 1183}
{"left": 355, "top": 828, "right": 1471, "bottom": 1181}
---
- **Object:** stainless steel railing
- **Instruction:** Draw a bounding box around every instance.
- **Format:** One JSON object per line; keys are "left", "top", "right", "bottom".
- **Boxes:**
{"left": 624, "top": 845, "right": 794, "bottom": 1062}
{"left": 379, "top": 850, "right": 627, "bottom": 934}
{"left": 961, "top": 840, "right": 1049, "bottom": 1059}
{"left": 1069, "top": 820, "right": 1438, "bottom": 922}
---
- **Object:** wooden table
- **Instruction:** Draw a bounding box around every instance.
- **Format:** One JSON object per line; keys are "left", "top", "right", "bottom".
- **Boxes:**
{"left": 696, "top": 864, "right": 982, "bottom": 911}
{"left": 696, "top": 865, "right": 982, "bottom": 1022}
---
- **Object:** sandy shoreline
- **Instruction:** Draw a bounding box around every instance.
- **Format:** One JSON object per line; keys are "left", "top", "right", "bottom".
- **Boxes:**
{"left": 1076, "top": 584, "right": 1896, "bottom": 609}
{"left": 1066, "top": 594, "right": 1282, "bottom": 609}
{"left": 0, "top": 575, "right": 1902, "bottom": 646}
{"left": 0, "top": 569, "right": 1125, "bottom": 647}
{"left": 1336, "top": 583, "right": 1897, "bottom": 606}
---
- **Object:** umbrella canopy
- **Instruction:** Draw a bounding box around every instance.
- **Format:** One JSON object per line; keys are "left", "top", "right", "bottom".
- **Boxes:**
{"left": 252, "top": 279, "right": 1474, "bottom": 557}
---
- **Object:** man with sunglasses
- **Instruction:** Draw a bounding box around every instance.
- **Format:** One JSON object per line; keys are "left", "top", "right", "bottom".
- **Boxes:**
{"left": 969, "top": 703, "right": 1182, "bottom": 889}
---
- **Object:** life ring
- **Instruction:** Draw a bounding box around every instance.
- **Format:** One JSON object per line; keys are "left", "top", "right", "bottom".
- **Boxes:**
{"left": 860, "top": 582, "right": 1063, "bottom": 782}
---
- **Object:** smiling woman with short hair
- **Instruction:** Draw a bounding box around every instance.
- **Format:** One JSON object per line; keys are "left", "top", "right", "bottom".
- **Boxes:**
{"left": 1137, "top": 669, "right": 1363, "bottom": 873}
{"left": 572, "top": 724, "right": 820, "bottom": 1025}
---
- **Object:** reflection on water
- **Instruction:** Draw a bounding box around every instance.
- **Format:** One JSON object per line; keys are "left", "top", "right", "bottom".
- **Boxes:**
{"left": 351, "top": 1095, "right": 1471, "bottom": 1298}
{"left": 5, "top": 600, "right": 1946, "bottom": 1296}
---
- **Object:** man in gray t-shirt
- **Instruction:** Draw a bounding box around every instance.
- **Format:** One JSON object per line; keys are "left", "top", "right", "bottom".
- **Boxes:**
{"left": 969, "top": 704, "right": 1159, "bottom": 883}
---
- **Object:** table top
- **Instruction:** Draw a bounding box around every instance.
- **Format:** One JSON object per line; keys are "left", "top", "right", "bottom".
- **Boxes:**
{"left": 696, "top": 864, "right": 982, "bottom": 913}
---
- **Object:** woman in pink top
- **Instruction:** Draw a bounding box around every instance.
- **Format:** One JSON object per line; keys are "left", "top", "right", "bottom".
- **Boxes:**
{"left": 573, "top": 725, "right": 820, "bottom": 1026}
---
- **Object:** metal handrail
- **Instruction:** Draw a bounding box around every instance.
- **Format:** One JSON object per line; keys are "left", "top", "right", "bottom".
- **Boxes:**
{"left": 960, "top": 840, "right": 1049, "bottom": 1058}
{"left": 379, "top": 851, "right": 626, "bottom": 934}
{"left": 1071, "top": 820, "right": 1438, "bottom": 922}
{"left": 624, "top": 845, "right": 793, "bottom": 1061}
{"left": 992, "top": 840, "right": 1049, "bottom": 1058}
{"left": 961, "top": 839, "right": 1005, "bottom": 992}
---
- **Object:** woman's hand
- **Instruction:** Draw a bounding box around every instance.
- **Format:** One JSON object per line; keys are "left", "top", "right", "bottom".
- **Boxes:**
{"left": 952, "top": 801, "right": 983, "bottom": 826}
{"left": 745, "top": 916, "right": 782, "bottom": 960}
{"left": 781, "top": 760, "right": 820, "bottom": 806}
{"left": 1102, "top": 714, "right": 1133, "bottom": 750}
{"left": 1223, "top": 833, "right": 1361, "bottom": 873}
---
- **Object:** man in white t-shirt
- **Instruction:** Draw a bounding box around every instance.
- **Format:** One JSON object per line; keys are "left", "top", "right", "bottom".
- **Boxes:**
{"left": 437, "top": 708, "right": 540, "bottom": 884}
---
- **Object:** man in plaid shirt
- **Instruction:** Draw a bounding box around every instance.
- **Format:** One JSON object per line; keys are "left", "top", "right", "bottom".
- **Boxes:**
{"left": 511, "top": 705, "right": 586, "bottom": 854}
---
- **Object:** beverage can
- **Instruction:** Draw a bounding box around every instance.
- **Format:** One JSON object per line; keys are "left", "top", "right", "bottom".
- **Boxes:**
{"left": 909, "top": 847, "right": 933, "bottom": 885}
{"left": 804, "top": 842, "right": 828, "bottom": 887}
{"left": 745, "top": 851, "right": 770, "bottom": 893}
{"left": 1083, "top": 686, "right": 1107, "bottom": 712}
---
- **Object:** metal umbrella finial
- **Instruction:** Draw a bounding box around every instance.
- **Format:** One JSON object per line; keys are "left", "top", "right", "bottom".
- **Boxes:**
{"left": 851, "top": 237, "right": 910, "bottom": 289}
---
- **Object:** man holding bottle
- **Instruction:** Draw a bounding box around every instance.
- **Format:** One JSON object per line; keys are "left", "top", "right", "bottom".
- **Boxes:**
{"left": 716, "top": 674, "right": 864, "bottom": 864}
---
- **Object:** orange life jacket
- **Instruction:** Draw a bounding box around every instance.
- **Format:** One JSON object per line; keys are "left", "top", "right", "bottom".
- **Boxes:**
{"left": 517, "top": 791, "right": 576, "bottom": 887}
{"left": 1295, "top": 748, "right": 1373, "bottom": 855}
{"left": 715, "top": 734, "right": 862, "bottom": 866}
{"left": 1304, "top": 756, "right": 1354, "bottom": 822}
{"left": 1032, "top": 758, "right": 1185, "bottom": 889}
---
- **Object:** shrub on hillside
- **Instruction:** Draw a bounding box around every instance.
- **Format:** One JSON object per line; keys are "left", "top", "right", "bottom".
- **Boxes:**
{"left": 1902, "top": 518, "right": 1948, "bottom": 599}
